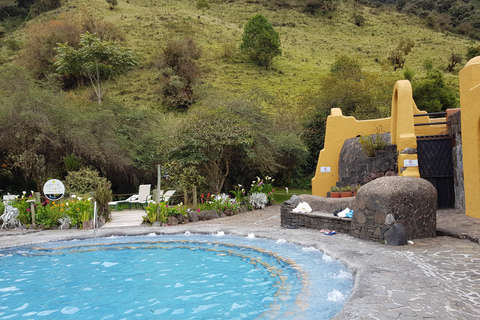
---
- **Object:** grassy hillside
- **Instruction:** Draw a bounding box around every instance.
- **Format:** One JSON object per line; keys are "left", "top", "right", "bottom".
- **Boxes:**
{"left": 2, "top": 0, "right": 476, "bottom": 110}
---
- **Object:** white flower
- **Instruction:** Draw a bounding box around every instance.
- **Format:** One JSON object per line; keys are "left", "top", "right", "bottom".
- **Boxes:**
{"left": 238, "top": 184, "right": 242, "bottom": 187}
{"left": 22, "top": 191, "right": 26, "bottom": 195}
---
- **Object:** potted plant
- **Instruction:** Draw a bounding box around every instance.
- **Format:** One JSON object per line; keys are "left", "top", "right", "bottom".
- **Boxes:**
{"left": 330, "top": 186, "right": 341, "bottom": 198}
{"left": 353, "top": 185, "right": 361, "bottom": 196}
{"left": 341, "top": 185, "right": 352, "bottom": 198}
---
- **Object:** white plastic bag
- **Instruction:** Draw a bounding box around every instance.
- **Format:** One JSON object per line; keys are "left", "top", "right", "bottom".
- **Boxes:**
{"left": 292, "top": 201, "right": 312, "bottom": 213}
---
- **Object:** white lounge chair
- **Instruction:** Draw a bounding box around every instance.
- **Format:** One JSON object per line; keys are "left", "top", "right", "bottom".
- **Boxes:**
{"left": 126, "top": 184, "right": 151, "bottom": 209}
{"left": 163, "top": 190, "right": 176, "bottom": 204}
{"left": 108, "top": 195, "right": 138, "bottom": 211}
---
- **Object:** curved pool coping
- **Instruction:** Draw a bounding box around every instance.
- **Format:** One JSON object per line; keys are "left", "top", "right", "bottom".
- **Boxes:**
{"left": 1, "top": 206, "right": 479, "bottom": 319}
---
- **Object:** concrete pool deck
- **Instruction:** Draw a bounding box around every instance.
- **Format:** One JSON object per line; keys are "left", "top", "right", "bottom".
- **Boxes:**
{"left": 1, "top": 205, "right": 479, "bottom": 319}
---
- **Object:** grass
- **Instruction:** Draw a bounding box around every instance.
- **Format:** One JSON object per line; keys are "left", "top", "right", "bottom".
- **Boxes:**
{"left": 274, "top": 187, "right": 312, "bottom": 204}
{"left": 2, "top": 0, "right": 476, "bottom": 111}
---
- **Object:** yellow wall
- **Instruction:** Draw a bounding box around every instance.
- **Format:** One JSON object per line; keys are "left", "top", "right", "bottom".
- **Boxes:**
{"left": 311, "top": 109, "right": 390, "bottom": 197}
{"left": 459, "top": 57, "right": 480, "bottom": 219}
{"left": 312, "top": 80, "right": 449, "bottom": 197}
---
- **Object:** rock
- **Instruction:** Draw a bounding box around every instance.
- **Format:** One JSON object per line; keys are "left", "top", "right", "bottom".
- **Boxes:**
{"left": 384, "top": 223, "right": 408, "bottom": 246}
{"left": 82, "top": 221, "right": 92, "bottom": 229}
{"left": 385, "top": 171, "right": 397, "bottom": 177}
{"left": 188, "top": 211, "right": 199, "bottom": 222}
{"left": 176, "top": 214, "right": 188, "bottom": 224}
{"left": 167, "top": 216, "right": 178, "bottom": 226}
{"left": 284, "top": 195, "right": 301, "bottom": 207}
{"left": 219, "top": 211, "right": 227, "bottom": 218}
{"left": 152, "top": 221, "right": 162, "bottom": 227}
{"left": 224, "top": 209, "right": 234, "bottom": 216}
{"left": 385, "top": 214, "right": 396, "bottom": 225}
{"left": 16, "top": 225, "right": 27, "bottom": 230}
{"left": 400, "top": 148, "right": 417, "bottom": 154}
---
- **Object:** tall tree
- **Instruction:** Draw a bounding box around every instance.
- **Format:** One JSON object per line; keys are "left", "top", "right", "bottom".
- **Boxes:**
{"left": 55, "top": 32, "right": 141, "bottom": 104}
{"left": 240, "top": 14, "right": 281, "bottom": 68}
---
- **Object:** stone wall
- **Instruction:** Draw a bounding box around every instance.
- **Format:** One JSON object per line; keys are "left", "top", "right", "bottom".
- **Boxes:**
{"left": 351, "top": 177, "right": 437, "bottom": 242}
{"left": 448, "top": 111, "right": 465, "bottom": 209}
{"left": 338, "top": 133, "right": 397, "bottom": 188}
{"left": 281, "top": 195, "right": 353, "bottom": 233}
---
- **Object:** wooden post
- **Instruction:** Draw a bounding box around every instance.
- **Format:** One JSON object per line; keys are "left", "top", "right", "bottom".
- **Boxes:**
{"left": 184, "top": 189, "right": 188, "bottom": 206}
{"left": 192, "top": 185, "right": 197, "bottom": 209}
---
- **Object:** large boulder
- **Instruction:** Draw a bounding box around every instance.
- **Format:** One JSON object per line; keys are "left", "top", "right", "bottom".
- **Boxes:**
{"left": 352, "top": 176, "right": 437, "bottom": 241}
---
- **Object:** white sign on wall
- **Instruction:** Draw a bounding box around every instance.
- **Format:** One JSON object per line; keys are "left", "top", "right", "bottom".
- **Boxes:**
{"left": 320, "top": 166, "right": 331, "bottom": 173}
{"left": 404, "top": 159, "right": 418, "bottom": 167}
{"left": 43, "top": 179, "right": 65, "bottom": 201}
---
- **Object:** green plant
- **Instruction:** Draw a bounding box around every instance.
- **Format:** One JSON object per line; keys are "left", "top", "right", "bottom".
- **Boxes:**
{"left": 403, "top": 67, "right": 415, "bottom": 81}
{"left": 240, "top": 14, "right": 281, "bottom": 68}
{"left": 63, "top": 154, "right": 82, "bottom": 172}
{"left": 358, "top": 127, "right": 390, "bottom": 158}
{"left": 341, "top": 185, "right": 351, "bottom": 192}
{"left": 94, "top": 180, "right": 112, "bottom": 220}
{"left": 65, "top": 168, "right": 108, "bottom": 197}
{"left": 330, "top": 186, "right": 339, "bottom": 192}
{"left": 466, "top": 45, "right": 480, "bottom": 61}
{"left": 144, "top": 202, "right": 159, "bottom": 224}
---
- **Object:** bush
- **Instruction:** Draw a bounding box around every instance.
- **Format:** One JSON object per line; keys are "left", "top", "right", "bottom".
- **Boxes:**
{"left": 65, "top": 168, "right": 108, "bottom": 197}
{"left": 353, "top": 12, "right": 365, "bottom": 26}
{"left": 156, "top": 38, "right": 201, "bottom": 109}
{"left": 466, "top": 45, "right": 480, "bottom": 61}
{"left": 240, "top": 14, "right": 281, "bottom": 68}
{"left": 196, "top": 0, "right": 210, "bottom": 10}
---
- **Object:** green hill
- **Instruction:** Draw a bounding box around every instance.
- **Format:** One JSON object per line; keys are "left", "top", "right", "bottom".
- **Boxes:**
{"left": 1, "top": 0, "right": 476, "bottom": 109}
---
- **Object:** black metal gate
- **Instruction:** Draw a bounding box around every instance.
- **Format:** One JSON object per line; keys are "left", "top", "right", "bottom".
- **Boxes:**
{"left": 416, "top": 135, "right": 454, "bottom": 208}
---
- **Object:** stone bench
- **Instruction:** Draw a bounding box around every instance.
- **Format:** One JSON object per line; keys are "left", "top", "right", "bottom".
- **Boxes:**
{"left": 281, "top": 195, "right": 354, "bottom": 233}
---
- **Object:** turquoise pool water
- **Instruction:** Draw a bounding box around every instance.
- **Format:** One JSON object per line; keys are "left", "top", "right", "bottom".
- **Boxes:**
{"left": 0, "top": 234, "right": 353, "bottom": 319}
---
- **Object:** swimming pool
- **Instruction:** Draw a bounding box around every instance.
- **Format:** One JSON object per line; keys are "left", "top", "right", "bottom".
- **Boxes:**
{"left": 0, "top": 233, "right": 353, "bottom": 319}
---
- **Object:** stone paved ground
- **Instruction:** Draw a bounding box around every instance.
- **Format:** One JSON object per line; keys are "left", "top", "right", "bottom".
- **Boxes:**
{"left": 1, "top": 205, "right": 479, "bottom": 319}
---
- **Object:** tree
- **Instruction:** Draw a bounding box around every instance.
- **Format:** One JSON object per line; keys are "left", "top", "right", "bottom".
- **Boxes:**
{"left": 170, "top": 107, "right": 254, "bottom": 194}
{"left": 446, "top": 51, "right": 463, "bottom": 72}
{"left": 412, "top": 69, "right": 459, "bottom": 113}
{"left": 240, "top": 14, "right": 281, "bottom": 68}
{"left": 55, "top": 32, "right": 141, "bottom": 104}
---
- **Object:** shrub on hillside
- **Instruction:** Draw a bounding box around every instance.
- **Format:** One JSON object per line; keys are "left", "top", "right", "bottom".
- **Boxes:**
{"left": 156, "top": 38, "right": 201, "bottom": 109}
{"left": 19, "top": 11, "right": 124, "bottom": 86}
{"left": 240, "top": 14, "right": 281, "bottom": 68}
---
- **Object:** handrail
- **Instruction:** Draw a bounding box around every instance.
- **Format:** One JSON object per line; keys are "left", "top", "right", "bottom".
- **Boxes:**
{"left": 414, "top": 122, "right": 448, "bottom": 126}
{"left": 414, "top": 112, "right": 447, "bottom": 117}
